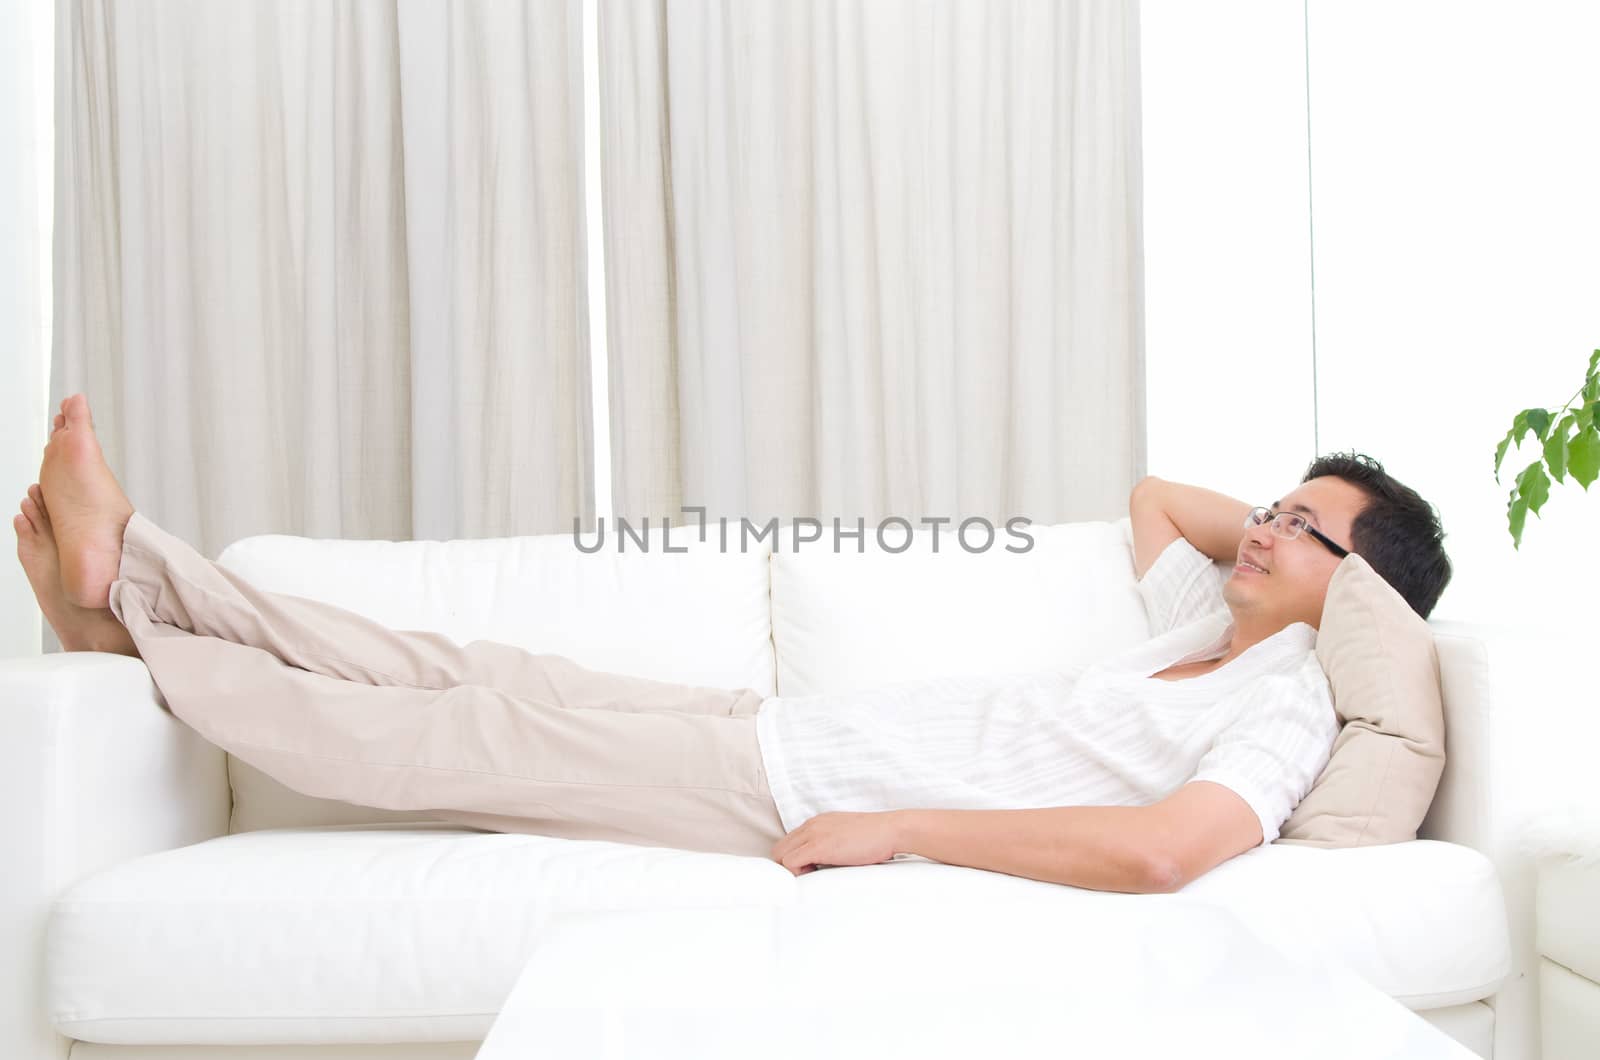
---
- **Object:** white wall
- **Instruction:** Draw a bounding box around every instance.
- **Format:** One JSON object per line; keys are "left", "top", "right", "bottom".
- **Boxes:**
{"left": 0, "top": 0, "right": 53, "bottom": 659}
{"left": 1144, "top": 0, "right": 1600, "bottom": 633}
{"left": 1140, "top": 0, "right": 1319, "bottom": 515}
{"left": 1308, "top": 0, "right": 1600, "bottom": 631}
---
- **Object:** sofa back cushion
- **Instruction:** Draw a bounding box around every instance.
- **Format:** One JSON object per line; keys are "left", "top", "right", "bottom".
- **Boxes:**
{"left": 771, "top": 518, "right": 1153, "bottom": 695}
{"left": 215, "top": 526, "right": 775, "bottom": 832}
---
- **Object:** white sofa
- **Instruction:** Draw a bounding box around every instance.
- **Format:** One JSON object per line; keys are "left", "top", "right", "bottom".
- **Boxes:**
{"left": 0, "top": 516, "right": 1539, "bottom": 1059}
{"left": 1537, "top": 853, "right": 1600, "bottom": 1058}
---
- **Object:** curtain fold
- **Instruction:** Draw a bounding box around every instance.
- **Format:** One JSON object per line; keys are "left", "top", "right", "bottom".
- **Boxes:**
{"left": 52, "top": 0, "right": 590, "bottom": 560}
{"left": 1, "top": 0, "right": 53, "bottom": 657}
{"left": 602, "top": 0, "right": 1146, "bottom": 527}
{"left": 397, "top": 0, "right": 592, "bottom": 542}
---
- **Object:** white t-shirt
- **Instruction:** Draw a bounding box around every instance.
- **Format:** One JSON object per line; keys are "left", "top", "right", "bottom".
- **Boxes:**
{"left": 754, "top": 535, "right": 1340, "bottom": 846}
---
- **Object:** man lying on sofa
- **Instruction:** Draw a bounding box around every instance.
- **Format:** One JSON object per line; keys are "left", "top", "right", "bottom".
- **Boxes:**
{"left": 15, "top": 393, "right": 1451, "bottom": 893}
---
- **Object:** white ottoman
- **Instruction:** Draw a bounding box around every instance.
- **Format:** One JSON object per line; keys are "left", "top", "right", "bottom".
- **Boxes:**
{"left": 476, "top": 894, "right": 1475, "bottom": 1060}
{"left": 1538, "top": 856, "right": 1600, "bottom": 1060}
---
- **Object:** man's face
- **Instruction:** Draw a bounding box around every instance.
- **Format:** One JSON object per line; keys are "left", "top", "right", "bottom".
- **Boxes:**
{"left": 1221, "top": 475, "right": 1367, "bottom": 631}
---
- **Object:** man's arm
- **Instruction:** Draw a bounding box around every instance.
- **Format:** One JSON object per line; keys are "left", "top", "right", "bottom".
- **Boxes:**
{"left": 890, "top": 781, "right": 1262, "bottom": 893}
{"left": 1129, "top": 475, "right": 1256, "bottom": 577}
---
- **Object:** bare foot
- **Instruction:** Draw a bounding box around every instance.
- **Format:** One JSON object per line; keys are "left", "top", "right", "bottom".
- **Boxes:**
{"left": 38, "top": 393, "right": 136, "bottom": 610}
{"left": 14, "top": 484, "right": 140, "bottom": 657}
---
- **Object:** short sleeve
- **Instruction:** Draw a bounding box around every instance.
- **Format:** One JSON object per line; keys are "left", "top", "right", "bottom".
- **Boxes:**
{"left": 1135, "top": 536, "right": 1228, "bottom": 638}
{"left": 1188, "top": 670, "right": 1340, "bottom": 846}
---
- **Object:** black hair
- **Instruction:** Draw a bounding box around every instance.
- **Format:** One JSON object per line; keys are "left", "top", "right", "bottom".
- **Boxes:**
{"left": 1300, "top": 451, "right": 1452, "bottom": 620}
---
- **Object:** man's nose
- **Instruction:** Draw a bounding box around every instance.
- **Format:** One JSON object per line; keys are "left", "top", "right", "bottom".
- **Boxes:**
{"left": 1245, "top": 521, "right": 1276, "bottom": 549}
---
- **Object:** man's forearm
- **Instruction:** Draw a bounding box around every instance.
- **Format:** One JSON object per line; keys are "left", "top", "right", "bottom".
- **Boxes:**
{"left": 891, "top": 806, "right": 1176, "bottom": 894}
{"left": 1133, "top": 476, "right": 1255, "bottom": 565}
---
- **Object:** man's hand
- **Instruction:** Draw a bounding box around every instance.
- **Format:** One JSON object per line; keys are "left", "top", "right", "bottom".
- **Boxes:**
{"left": 770, "top": 810, "right": 903, "bottom": 876}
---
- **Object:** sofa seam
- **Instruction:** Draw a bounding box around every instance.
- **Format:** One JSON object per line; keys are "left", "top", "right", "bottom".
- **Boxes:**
{"left": 55, "top": 1008, "right": 498, "bottom": 1022}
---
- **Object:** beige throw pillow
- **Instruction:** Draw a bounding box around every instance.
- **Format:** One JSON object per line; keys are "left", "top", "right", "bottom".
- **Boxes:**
{"left": 1275, "top": 552, "right": 1446, "bottom": 847}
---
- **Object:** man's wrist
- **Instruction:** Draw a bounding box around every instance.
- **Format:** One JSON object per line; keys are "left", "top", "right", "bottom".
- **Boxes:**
{"left": 890, "top": 809, "right": 921, "bottom": 855}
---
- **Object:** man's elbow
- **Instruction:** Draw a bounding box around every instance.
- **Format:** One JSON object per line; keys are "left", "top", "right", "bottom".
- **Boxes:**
{"left": 1141, "top": 835, "right": 1256, "bottom": 893}
{"left": 1140, "top": 852, "right": 1185, "bottom": 894}
{"left": 1130, "top": 475, "right": 1164, "bottom": 508}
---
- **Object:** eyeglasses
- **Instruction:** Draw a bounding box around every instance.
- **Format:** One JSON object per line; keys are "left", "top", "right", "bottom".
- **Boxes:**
{"left": 1244, "top": 506, "right": 1350, "bottom": 559}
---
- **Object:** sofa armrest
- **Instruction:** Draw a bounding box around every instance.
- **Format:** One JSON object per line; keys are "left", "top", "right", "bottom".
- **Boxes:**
{"left": 1423, "top": 620, "right": 1497, "bottom": 853}
{"left": 0, "top": 652, "right": 230, "bottom": 1060}
{"left": 1425, "top": 618, "right": 1586, "bottom": 1060}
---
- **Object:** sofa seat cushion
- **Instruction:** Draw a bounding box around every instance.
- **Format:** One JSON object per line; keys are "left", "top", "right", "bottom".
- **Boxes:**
{"left": 1177, "top": 839, "right": 1510, "bottom": 1009}
{"left": 47, "top": 824, "right": 799, "bottom": 1045}
{"left": 1538, "top": 856, "right": 1600, "bottom": 984}
{"left": 47, "top": 828, "right": 1510, "bottom": 1045}
{"left": 806, "top": 839, "right": 1511, "bottom": 1012}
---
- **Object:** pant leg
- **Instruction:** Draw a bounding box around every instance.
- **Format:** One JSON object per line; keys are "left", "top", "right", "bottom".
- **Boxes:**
{"left": 105, "top": 510, "right": 788, "bottom": 857}
{"left": 110, "top": 510, "right": 766, "bottom": 716}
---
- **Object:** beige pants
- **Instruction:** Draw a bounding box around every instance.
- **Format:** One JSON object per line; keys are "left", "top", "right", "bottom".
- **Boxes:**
{"left": 105, "top": 510, "right": 788, "bottom": 858}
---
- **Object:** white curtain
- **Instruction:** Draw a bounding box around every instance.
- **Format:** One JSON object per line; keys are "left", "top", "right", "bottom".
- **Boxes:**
{"left": 52, "top": 0, "right": 591, "bottom": 562}
{"left": 1, "top": 0, "right": 53, "bottom": 658}
{"left": 395, "top": 0, "right": 593, "bottom": 542}
{"left": 601, "top": 0, "right": 1146, "bottom": 527}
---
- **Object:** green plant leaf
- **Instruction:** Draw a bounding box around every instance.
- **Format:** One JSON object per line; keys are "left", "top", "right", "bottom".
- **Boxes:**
{"left": 1494, "top": 352, "right": 1600, "bottom": 547}
{"left": 1507, "top": 492, "right": 1528, "bottom": 549}
{"left": 1545, "top": 422, "right": 1570, "bottom": 482}
{"left": 1570, "top": 425, "right": 1600, "bottom": 489}
{"left": 1516, "top": 460, "right": 1551, "bottom": 515}
{"left": 1511, "top": 409, "right": 1533, "bottom": 446}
